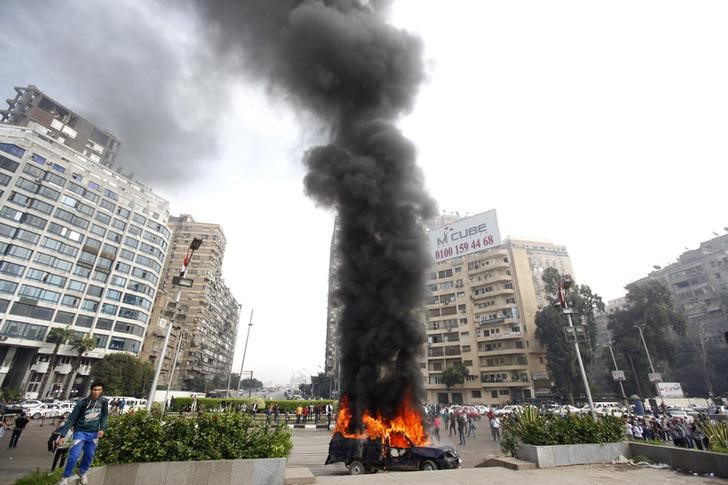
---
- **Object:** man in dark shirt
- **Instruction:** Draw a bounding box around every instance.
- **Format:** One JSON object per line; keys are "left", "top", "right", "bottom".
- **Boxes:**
{"left": 8, "top": 411, "right": 29, "bottom": 448}
{"left": 57, "top": 381, "right": 109, "bottom": 485}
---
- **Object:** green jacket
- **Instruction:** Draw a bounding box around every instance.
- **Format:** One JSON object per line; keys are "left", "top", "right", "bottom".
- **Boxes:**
{"left": 59, "top": 396, "right": 109, "bottom": 435}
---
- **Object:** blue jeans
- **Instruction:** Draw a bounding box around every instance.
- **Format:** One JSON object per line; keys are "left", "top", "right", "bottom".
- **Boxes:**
{"left": 63, "top": 431, "right": 98, "bottom": 478}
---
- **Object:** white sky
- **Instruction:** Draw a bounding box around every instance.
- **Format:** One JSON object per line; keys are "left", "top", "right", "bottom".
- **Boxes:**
{"left": 5, "top": 1, "right": 728, "bottom": 386}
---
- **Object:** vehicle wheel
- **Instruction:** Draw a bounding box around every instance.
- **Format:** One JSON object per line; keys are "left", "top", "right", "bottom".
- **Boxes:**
{"left": 349, "top": 460, "right": 365, "bottom": 476}
{"left": 32, "top": 412, "right": 41, "bottom": 420}
{"left": 421, "top": 459, "right": 438, "bottom": 471}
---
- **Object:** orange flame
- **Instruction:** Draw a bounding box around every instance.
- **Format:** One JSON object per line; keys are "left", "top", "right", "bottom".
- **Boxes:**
{"left": 333, "top": 394, "right": 430, "bottom": 447}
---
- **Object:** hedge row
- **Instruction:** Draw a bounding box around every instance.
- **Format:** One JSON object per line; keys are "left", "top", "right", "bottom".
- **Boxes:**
{"left": 94, "top": 410, "right": 292, "bottom": 465}
{"left": 168, "top": 397, "right": 337, "bottom": 414}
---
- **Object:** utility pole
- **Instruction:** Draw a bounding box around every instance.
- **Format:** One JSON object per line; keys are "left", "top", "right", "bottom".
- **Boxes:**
{"left": 237, "top": 309, "right": 254, "bottom": 396}
{"left": 607, "top": 341, "right": 628, "bottom": 403}
{"left": 147, "top": 237, "right": 203, "bottom": 411}
{"left": 558, "top": 276, "right": 597, "bottom": 421}
{"left": 635, "top": 325, "right": 665, "bottom": 411}
{"left": 225, "top": 304, "right": 244, "bottom": 397}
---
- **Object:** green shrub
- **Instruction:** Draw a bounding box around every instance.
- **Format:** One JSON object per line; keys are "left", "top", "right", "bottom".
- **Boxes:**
{"left": 502, "top": 408, "right": 624, "bottom": 447}
{"left": 700, "top": 420, "right": 728, "bottom": 451}
{"left": 94, "top": 409, "right": 292, "bottom": 465}
{"left": 14, "top": 469, "right": 62, "bottom": 485}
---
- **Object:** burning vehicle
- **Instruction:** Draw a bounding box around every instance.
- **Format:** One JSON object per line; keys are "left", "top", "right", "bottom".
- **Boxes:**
{"left": 325, "top": 396, "right": 461, "bottom": 474}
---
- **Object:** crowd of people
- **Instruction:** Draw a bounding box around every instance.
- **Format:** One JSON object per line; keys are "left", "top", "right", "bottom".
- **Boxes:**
{"left": 422, "top": 404, "right": 501, "bottom": 446}
{"left": 625, "top": 415, "right": 711, "bottom": 449}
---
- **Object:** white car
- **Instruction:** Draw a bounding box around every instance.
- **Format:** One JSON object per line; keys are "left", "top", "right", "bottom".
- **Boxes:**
{"left": 668, "top": 410, "right": 694, "bottom": 423}
{"left": 29, "top": 403, "right": 61, "bottom": 420}
{"left": 495, "top": 405, "right": 523, "bottom": 416}
{"left": 553, "top": 405, "right": 581, "bottom": 416}
{"left": 56, "top": 401, "right": 76, "bottom": 418}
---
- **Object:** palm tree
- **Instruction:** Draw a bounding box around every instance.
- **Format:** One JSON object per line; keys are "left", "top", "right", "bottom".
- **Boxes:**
{"left": 63, "top": 334, "right": 97, "bottom": 400}
{"left": 36, "top": 325, "right": 75, "bottom": 399}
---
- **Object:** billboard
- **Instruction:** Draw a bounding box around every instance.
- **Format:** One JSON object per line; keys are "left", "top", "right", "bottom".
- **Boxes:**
{"left": 656, "top": 382, "right": 684, "bottom": 398}
{"left": 428, "top": 209, "right": 501, "bottom": 263}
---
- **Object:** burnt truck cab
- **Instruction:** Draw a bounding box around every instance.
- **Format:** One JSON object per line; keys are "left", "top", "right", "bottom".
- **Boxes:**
{"left": 325, "top": 433, "right": 461, "bottom": 475}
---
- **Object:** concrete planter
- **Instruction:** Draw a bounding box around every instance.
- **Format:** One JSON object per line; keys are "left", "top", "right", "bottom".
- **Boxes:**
{"left": 630, "top": 442, "right": 728, "bottom": 478}
{"left": 516, "top": 442, "right": 630, "bottom": 468}
{"left": 81, "top": 458, "right": 286, "bottom": 485}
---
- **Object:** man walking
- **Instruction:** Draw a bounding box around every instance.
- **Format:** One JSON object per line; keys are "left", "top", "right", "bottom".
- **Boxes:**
{"left": 8, "top": 411, "right": 29, "bottom": 448}
{"left": 57, "top": 381, "right": 109, "bottom": 485}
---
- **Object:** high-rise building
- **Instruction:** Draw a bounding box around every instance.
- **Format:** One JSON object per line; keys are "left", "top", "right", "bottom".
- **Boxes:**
{"left": 323, "top": 217, "right": 341, "bottom": 396}
{"left": 0, "top": 124, "right": 170, "bottom": 398}
{"left": 1, "top": 86, "right": 120, "bottom": 168}
{"left": 141, "top": 215, "right": 239, "bottom": 391}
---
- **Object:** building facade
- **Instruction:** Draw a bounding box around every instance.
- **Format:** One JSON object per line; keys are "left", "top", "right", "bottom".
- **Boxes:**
{"left": 141, "top": 215, "right": 239, "bottom": 391}
{"left": 421, "top": 234, "right": 574, "bottom": 406}
{"left": 323, "top": 217, "right": 341, "bottom": 397}
{"left": 0, "top": 124, "right": 170, "bottom": 398}
{"left": 1, "top": 85, "right": 120, "bottom": 168}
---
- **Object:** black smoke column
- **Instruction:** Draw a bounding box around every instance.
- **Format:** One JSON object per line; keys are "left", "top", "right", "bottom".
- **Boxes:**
{"left": 197, "top": 0, "right": 436, "bottom": 432}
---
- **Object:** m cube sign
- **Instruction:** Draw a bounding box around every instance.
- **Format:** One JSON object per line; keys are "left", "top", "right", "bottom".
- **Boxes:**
{"left": 428, "top": 209, "right": 501, "bottom": 263}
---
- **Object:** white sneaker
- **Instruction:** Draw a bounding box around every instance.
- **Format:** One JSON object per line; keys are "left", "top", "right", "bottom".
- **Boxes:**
{"left": 59, "top": 478, "right": 69, "bottom": 485}
{"left": 78, "top": 473, "right": 88, "bottom": 485}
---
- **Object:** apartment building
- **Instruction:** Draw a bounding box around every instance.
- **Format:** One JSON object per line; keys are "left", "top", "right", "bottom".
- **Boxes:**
{"left": 141, "top": 215, "right": 239, "bottom": 390}
{"left": 0, "top": 124, "right": 170, "bottom": 398}
{"left": 323, "top": 217, "right": 341, "bottom": 396}
{"left": 1, "top": 85, "right": 120, "bottom": 168}
{"left": 422, "top": 212, "right": 574, "bottom": 405}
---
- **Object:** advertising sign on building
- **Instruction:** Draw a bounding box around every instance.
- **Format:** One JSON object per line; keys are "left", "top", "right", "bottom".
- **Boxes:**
{"left": 611, "top": 370, "right": 626, "bottom": 382}
{"left": 428, "top": 209, "right": 501, "bottom": 263}
{"left": 656, "top": 382, "right": 684, "bottom": 398}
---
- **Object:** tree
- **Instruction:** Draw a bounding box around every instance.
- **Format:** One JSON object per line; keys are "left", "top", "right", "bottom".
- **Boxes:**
{"left": 607, "top": 280, "right": 687, "bottom": 397}
{"left": 440, "top": 363, "right": 470, "bottom": 390}
{"left": 37, "top": 325, "right": 75, "bottom": 399}
{"left": 63, "top": 334, "right": 96, "bottom": 399}
{"left": 90, "top": 354, "right": 154, "bottom": 397}
{"left": 535, "top": 268, "right": 605, "bottom": 404}
{"left": 241, "top": 378, "right": 263, "bottom": 393}
{"left": 183, "top": 375, "right": 212, "bottom": 393}
{"left": 311, "top": 372, "right": 332, "bottom": 398}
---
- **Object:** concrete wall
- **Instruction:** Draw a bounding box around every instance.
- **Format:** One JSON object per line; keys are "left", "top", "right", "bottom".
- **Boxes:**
{"left": 83, "top": 458, "right": 286, "bottom": 485}
{"left": 630, "top": 442, "right": 728, "bottom": 479}
{"left": 516, "top": 442, "right": 631, "bottom": 468}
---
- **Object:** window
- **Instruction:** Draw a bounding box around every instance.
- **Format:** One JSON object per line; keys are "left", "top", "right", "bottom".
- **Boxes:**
{"left": 87, "top": 181, "right": 100, "bottom": 191}
{"left": 0, "top": 155, "right": 20, "bottom": 173}
{"left": 123, "top": 293, "right": 151, "bottom": 310}
{"left": 48, "top": 222, "right": 83, "bottom": 243}
{"left": 106, "top": 289, "right": 122, "bottom": 301}
{"left": 1, "top": 320, "right": 46, "bottom": 341}
{"left": 118, "top": 307, "right": 148, "bottom": 323}
{"left": 132, "top": 213, "right": 146, "bottom": 224}
{"left": 101, "top": 243, "right": 118, "bottom": 256}
{"left": 0, "top": 206, "right": 23, "bottom": 222}
{"left": 114, "top": 322, "right": 145, "bottom": 337}
{"left": 43, "top": 171, "right": 66, "bottom": 187}
{"left": 75, "top": 315, "right": 94, "bottom": 328}
{"left": 40, "top": 237, "right": 78, "bottom": 257}
{"left": 9, "top": 301, "right": 54, "bottom": 320}
{"left": 67, "top": 280, "right": 86, "bottom": 293}
{"left": 499, "top": 390, "right": 510, "bottom": 396}
{"left": 73, "top": 265, "right": 91, "bottom": 278}
{"left": 0, "top": 172, "right": 11, "bottom": 186}
{"left": 116, "top": 207, "right": 130, "bottom": 219}
{"left": 471, "top": 390, "right": 482, "bottom": 398}
{"left": 81, "top": 299, "right": 98, "bottom": 312}
{"left": 23, "top": 163, "right": 44, "bottom": 178}
{"left": 95, "top": 318, "right": 113, "bottom": 330}
{"left": 91, "top": 270, "right": 109, "bottom": 283}
{"left": 0, "top": 143, "right": 26, "bottom": 158}
{"left": 89, "top": 224, "right": 106, "bottom": 237}
{"left": 99, "top": 199, "right": 116, "bottom": 212}
{"left": 103, "top": 188, "right": 118, "bottom": 200}
{"left": 93, "top": 334, "right": 108, "bottom": 348}
{"left": 94, "top": 212, "right": 111, "bottom": 225}
{"left": 54, "top": 208, "right": 89, "bottom": 229}
{"left": 106, "top": 231, "right": 122, "bottom": 243}
{"left": 491, "top": 391, "right": 498, "bottom": 399}
{"left": 108, "top": 336, "right": 140, "bottom": 353}
{"left": 127, "top": 280, "right": 154, "bottom": 296}
{"left": 110, "top": 275, "right": 126, "bottom": 287}
{"left": 131, "top": 267, "right": 157, "bottom": 285}
{"left": 54, "top": 311, "right": 75, "bottom": 324}
{"left": 30, "top": 199, "right": 53, "bottom": 215}
{"left": 61, "top": 294, "right": 80, "bottom": 308}
{"left": 128, "top": 224, "right": 142, "bottom": 236}
{"left": 119, "top": 248, "right": 134, "bottom": 261}
{"left": 0, "top": 261, "right": 25, "bottom": 277}
{"left": 135, "top": 254, "right": 160, "bottom": 273}
{"left": 124, "top": 237, "right": 139, "bottom": 249}
{"left": 114, "top": 261, "right": 130, "bottom": 274}
{"left": 51, "top": 163, "right": 66, "bottom": 174}
{"left": 18, "top": 285, "right": 60, "bottom": 303}
{"left": 9, "top": 191, "right": 31, "bottom": 207}
{"left": 26, "top": 268, "right": 66, "bottom": 288}
{"left": 110, "top": 218, "right": 126, "bottom": 231}
{"left": 6, "top": 245, "right": 33, "bottom": 260}
{"left": 87, "top": 285, "right": 104, "bottom": 298}
{"left": 96, "top": 256, "right": 113, "bottom": 270}
{"left": 0, "top": 279, "right": 19, "bottom": 294}
{"left": 101, "top": 303, "right": 118, "bottom": 316}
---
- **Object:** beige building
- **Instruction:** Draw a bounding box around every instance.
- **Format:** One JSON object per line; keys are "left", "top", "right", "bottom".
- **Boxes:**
{"left": 422, "top": 235, "right": 575, "bottom": 405}
{"left": 141, "top": 215, "right": 239, "bottom": 390}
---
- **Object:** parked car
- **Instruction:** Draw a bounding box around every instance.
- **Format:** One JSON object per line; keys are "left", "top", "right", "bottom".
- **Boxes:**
{"left": 56, "top": 401, "right": 76, "bottom": 418}
{"left": 30, "top": 403, "right": 61, "bottom": 420}
{"left": 495, "top": 405, "right": 523, "bottom": 416}
{"left": 0, "top": 402, "right": 25, "bottom": 416}
{"left": 668, "top": 410, "right": 694, "bottom": 423}
{"left": 326, "top": 434, "right": 461, "bottom": 474}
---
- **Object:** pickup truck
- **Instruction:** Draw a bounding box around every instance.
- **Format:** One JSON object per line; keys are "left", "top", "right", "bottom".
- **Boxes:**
{"left": 325, "top": 433, "right": 461, "bottom": 475}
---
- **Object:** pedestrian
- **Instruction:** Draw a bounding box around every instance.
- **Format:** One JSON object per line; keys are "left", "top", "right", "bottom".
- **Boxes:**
{"left": 449, "top": 411, "right": 457, "bottom": 437}
{"left": 467, "top": 415, "right": 477, "bottom": 437}
{"left": 117, "top": 398, "right": 126, "bottom": 415}
{"left": 295, "top": 405, "right": 303, "bottom": 424}
{"left": 632, "top": 420, "right": 644, "bottom": 440}
{"left": 8, "top": 411, "right": 29, "bottom": 448}
{"left": 433, "top": 414, "right": 441, "bottom": 441}
{"left": 48, "top": 417, "right": 66, "bottom": 452}
{"left": 303, "top": 405, "right": 309, "bottom": 423}
{"left": 457, "top": 414, "right": 467, "bottom": 445}
{"left": 489, "top": 415, "right": 501, "bottom": 441}
{"left": 57, "top": 381, "right": 109, "bottom": 485}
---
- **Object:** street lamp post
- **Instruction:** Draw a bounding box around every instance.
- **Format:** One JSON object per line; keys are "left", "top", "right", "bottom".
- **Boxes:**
{"left": 163, "top": 326, "right": 185, "bottom": 410}
{"left": 236, "top": 309, "right": 254, "bottom": 396}
{"left": 634, "top": 325, "right": 665, "bottom": 410}
{"left": 225, "top": 304, "right": 244, "bottom": 397}
{"left": 559, "top": 276, "right": 597, "bottom": 421}
{"left": 146, "top": 237, "right": 203, "bottom": 411}
{"left": 606, "top": 341, "right": 628, "bottom": 403}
